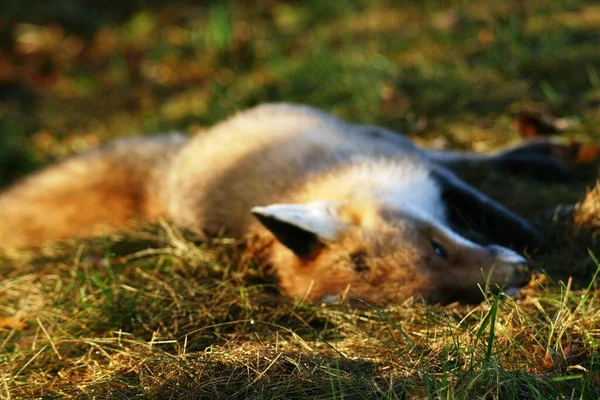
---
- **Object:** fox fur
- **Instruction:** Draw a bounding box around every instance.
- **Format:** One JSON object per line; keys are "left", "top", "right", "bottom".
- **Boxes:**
{"left": 0, "top": 103, "right": 552, "bottom": 305}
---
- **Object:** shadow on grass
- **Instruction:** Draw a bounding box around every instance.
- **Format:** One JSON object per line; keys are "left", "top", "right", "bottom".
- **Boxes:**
{"left": 55, "top": 350, "right": 598, "bottom": 399}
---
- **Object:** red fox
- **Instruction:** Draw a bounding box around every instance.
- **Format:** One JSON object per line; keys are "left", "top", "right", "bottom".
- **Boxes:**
{"left": 0, "top": 104, "right": 570, "bottom": 305}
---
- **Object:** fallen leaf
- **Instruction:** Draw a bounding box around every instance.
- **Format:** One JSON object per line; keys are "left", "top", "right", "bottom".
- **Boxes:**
{"left": 0, "top": 315, "right": 26, "bottom": 330}
{"left": 516, "top": 111, "right": 578, "bottom": 138}
{"left": 542, "top": 351, "right": 556, "bottom": 371}
{"left": 574, "top": 143, "right": 600, "bottom": 164}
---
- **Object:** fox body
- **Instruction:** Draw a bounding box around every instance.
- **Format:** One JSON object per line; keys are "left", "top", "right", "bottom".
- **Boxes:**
{"left": 1, "top": 103, "right": 560, "bottom": 305}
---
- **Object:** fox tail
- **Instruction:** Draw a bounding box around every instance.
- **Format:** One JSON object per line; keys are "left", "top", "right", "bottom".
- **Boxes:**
{"left": 0, "top": 134, "right": 186, "bottom": 249}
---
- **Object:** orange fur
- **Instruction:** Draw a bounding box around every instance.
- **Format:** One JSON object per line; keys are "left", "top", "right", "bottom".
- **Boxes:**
{"left": 0, "top": 134, "right": 186, "bottom": 248}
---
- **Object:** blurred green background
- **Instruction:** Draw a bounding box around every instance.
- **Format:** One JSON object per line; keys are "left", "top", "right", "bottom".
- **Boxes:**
{"left": 1, "top": 0, "right": 599, "bottom": 185}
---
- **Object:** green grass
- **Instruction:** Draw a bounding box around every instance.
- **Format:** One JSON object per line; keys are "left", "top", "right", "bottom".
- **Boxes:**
{"left": 1, "top": 0, "right": 600, "bottom": 398}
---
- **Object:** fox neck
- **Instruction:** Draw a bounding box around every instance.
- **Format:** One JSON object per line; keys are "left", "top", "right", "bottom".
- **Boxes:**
{"left": 294, "top": 159, "right": 448, "bottom": 225}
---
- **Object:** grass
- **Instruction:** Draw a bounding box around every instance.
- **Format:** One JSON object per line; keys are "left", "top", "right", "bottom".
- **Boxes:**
{"left": 1, "top": 0, "right": 600, "bottom": 398}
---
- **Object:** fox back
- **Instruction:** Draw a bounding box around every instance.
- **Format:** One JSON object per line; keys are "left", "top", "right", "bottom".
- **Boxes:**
{"left": 165, "top": 103, "right": 426, "bottom": 236}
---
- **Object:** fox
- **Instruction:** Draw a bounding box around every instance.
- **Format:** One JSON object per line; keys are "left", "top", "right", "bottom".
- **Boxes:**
{"left": 0, "top": 103, "right": 572, "bottom": 305}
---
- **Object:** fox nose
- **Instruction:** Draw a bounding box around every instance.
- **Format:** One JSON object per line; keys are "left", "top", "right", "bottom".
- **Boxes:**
{"left": 486, "top": 245, "right": 531, "bottom": 286}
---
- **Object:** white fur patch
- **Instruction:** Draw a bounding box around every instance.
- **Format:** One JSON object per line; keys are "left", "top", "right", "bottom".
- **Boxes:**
{"left": 341, "top": 160, "right": 447, "bottom": 223}
{"left": 251, "top": 201, "right": 345, "bottom": 241}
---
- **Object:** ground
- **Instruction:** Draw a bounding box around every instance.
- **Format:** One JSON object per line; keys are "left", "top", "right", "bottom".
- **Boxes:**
{"left": 1, "top": 0, "right": 600, "bottom": 398}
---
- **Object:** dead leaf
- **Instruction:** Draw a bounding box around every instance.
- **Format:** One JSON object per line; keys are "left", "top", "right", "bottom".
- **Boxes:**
{"left": 537, "top": 141, "right": 600, "bottom": 167}
{"left": 0, "top": 315, "right": 26, "bottom": 330}
{"left": 574, "top": 143, "right": 600, "bottom": 164}
{"left": 542, "top": 351, "right": 554, "bottom": 370}
{"left": 517, "top": 111, "right": 563, "bottom": 138}
{"left": 516, "top": 111, "right": 580, "bottom": 138}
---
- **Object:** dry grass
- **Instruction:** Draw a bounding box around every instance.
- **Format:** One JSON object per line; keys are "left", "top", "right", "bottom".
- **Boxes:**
{"left": 1, "top": 0, "right": 600, "bottom": 398}
{"left": 1, "top": 211, "right": 600, "bottom": 398}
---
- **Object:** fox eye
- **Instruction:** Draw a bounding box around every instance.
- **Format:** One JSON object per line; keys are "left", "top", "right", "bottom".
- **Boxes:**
{"left": 350, "top": 250, "right": 369, "bottom": 273}
{"left": 430, "top": 240, "right": 448, "bottom": 260}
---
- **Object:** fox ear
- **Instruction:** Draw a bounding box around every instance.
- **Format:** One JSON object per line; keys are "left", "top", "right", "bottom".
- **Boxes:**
{"left": 251, "top": 201, "right": 345, "bottom": 259}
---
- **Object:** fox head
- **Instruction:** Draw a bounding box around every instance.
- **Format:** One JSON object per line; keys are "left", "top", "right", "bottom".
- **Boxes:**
{"left": 252, "top": 201, "right": 531, "bottom": 306}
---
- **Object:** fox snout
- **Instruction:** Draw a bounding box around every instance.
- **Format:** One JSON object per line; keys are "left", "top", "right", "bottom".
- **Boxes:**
{"left": 434, "top": 244, "right": 532, "bottom": 305}
{"left": 487, "top": 245, "right": 531, "bottom": 289}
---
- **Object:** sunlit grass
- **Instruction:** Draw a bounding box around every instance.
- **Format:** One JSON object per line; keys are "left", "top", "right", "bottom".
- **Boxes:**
{"left": 1, "top": 224, "right": 599, "bottom": 397}
{"left": 1, "top": 0, "right": 600, "bottom": 398}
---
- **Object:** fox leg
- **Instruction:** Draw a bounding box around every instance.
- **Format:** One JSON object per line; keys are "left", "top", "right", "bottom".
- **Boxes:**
{"left": 425, "top": 140, "right": 576, "bottom": 181}
{"left": 347, "top": 124, "right": 574, "bottom": 181}
{"left": 430, "top": 166, "right": 546, "bottom": 251}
